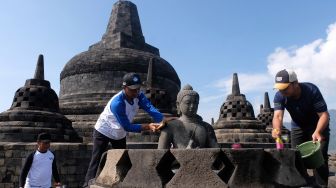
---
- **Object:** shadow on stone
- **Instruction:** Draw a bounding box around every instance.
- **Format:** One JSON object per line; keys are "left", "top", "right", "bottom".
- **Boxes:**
{"left": 212, "top": 150, "right": 235, "bottom": 183}
{"left": 156, "top": 150, "right": 179, "bottom": 186}
{"left": 263, "top": 149, "right": 307, "bottom": 187}
{"left": 115, "top": 151, "right": 132, "bottom": 182}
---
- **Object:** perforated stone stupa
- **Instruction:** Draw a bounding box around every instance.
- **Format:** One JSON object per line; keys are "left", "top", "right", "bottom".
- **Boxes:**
{"left": 59, "top": 1, "right": 180, "bottom": 141}
{"left": 213, "top": 73, "right": 273, "bottom": 143}
{"left": 257, "top": 92, "right": 274, "bottom": 132}
{"left": 0, "top": 55, "right": 81, "bottom": 142}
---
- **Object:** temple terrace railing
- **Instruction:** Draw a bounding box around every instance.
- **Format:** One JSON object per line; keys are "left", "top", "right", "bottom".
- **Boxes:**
{"left": 92, "top": 148, "right": 308, "bottom": 188}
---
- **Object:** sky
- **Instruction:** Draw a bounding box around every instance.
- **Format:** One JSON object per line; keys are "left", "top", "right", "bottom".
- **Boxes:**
{"left": 1, "top": 0, "right": 336, "bottom": 124}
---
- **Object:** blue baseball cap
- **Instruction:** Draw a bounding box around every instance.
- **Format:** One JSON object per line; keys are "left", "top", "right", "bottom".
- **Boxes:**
{"left": 122, "top": 72, "right": 142, "bottom": 89}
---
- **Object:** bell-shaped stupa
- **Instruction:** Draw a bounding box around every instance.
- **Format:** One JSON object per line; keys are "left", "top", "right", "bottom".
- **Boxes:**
{"left": 257, "top": 92, "right": 274, "bottom": 132}
{"left": 213, "top": 73, "right": 273, "bottom": 143}
{"left": 59, "top": 1, "right": 180, "bottom": 141}
{"left": 0, "top": 55, "right": 82, "bottom": 142}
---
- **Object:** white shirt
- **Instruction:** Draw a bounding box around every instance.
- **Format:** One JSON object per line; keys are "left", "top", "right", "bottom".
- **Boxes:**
{"left": 25, "top": 150, "right": 54, "bottom": 188}
{"left": 95, "top": 91, "right": 140, "bottom": 140}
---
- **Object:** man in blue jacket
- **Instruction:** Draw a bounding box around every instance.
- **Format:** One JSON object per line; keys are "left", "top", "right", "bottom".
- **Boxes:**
{"left": 272, "top": 69, "right": 330, "bottom": 187}
{"left": 84, "top": 72, "right": 169, "bottom": 187}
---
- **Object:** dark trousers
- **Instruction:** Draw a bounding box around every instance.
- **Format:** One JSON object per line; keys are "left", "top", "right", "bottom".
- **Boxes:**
{"left": 84, "top": 129, "right": 126, "bottom": 184}
{"left": 291, "top": 127, "right": 330, "bottom": 186}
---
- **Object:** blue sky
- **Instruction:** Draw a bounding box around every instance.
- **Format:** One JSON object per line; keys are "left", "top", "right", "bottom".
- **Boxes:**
{"left": 1, "top": 0, "right": 336, "bottom": 123}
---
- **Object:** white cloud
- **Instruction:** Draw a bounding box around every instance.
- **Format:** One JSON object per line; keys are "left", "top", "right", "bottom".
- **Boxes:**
{"left": 267, "top": 22, "right": 336, "bottom": 110}
{"left": 200, "top": 22, "right": 336, "bottom": 124}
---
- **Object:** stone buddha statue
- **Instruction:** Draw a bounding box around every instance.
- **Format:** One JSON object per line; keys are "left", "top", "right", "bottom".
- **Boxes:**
{"left": 158, "top": 85, "right": 219, "bottom": 149}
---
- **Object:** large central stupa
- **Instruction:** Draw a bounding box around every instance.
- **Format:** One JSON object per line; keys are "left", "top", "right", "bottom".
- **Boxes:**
{"left": 59, "top": 1, "right": 180, "bottom": 141}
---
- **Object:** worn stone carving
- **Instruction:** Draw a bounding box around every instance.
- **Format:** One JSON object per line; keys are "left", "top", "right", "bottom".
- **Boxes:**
{"left": 119, "top": 149, "right": 170, "bottom": 187}
{"left": 158, "top": 85, "right": 218, "bottom": 149}
{"left": 166, "top": 149, "right": 228, "bottom": 188}
{"left": 91, "top": 149, "right": 308, "bottom": 188}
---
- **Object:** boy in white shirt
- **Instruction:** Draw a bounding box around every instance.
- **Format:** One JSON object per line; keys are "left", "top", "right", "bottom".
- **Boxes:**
{"left": 19, "top": 132, "right": 61, "bottom": 188}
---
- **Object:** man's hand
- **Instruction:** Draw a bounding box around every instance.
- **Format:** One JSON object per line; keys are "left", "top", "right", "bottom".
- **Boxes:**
{"left": 142, "top": 123, "right": 160, "bottom": 132}
{"left": 312, "top": 131, "right": 324, "bottom": 142}
{"left": 142, "top": 117, "right": 178, "bottom": 132}
{"left": 312, "top": 111, "right": 329, "bottom": 142}
{"left": 148, "top": 123, "right": 159, "bottom": 132}
{"left": 272, "top": 128, "right": 281, "bottom": 139}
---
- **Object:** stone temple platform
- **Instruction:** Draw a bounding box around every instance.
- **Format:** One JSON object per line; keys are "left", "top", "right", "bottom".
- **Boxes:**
{"left": 91, "top": 148, "right": 307, "bottom": 187}
{"left": 1, "top": 142, "right": 336, "bottom": 187}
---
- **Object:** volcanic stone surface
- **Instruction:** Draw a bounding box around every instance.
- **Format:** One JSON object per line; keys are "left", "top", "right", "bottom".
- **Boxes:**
{"left": 214, "top": 73, "right": 273, "bottom": 143}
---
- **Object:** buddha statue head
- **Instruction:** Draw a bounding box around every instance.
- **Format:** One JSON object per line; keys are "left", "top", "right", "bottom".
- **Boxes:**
{"left": 176, "top": 84, "right": 199, "bottom": 117}
{"left": 158, "top": 84, "right": 219, "bottom": 149}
